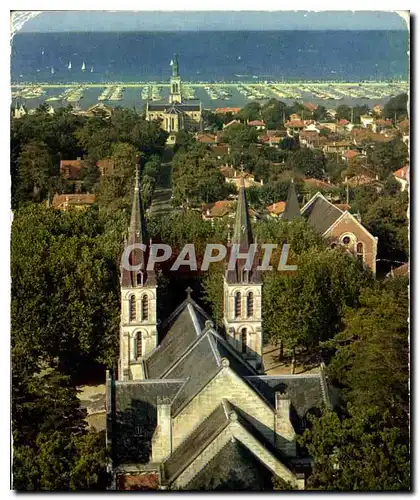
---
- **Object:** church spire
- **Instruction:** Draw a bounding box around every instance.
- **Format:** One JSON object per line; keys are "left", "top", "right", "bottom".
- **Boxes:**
{"left": 128, "top": 165, "right": 147, "bottom": 246}
{"left": 171, "top": 54, "right": 179, "bottom": 77}
{"left": 282, "top": 179, "right": 301, "bottom": 221}
{"left": 232, "top": 175, "right": 253, "bottom": 250}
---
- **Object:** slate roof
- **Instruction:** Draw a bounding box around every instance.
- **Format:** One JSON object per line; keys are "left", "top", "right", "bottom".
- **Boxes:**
{"left": 112, "top": 380, "right": 184, "bottom": 464}
{"left": 245, "top": 374, "right": 328, "bottom": 418}
{"left": 145, "top": 300, "right": 208, "bottom": 379}
{"left": 163, "top": 403, "right": 229, "bottom": 483}
{"left": 282, "top": 181, "right": 301, "bottom": 221}
{"left": 301, "top": 193, "right": 343, "bottom": 234}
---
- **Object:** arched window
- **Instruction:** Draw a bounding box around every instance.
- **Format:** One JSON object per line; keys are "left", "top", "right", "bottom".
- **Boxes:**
{"left": 137, "top": 271, "right": 144, "bottom": 286}
{"left": 141, "top": 295, "right": 149, "bottom": 321}
{"left": 136, "top": 332, "right": 142, "bottom": 359}
{"left": 241, "top": 328, "right": 247, "bottom": 354}
{"left": 234, "top": 292, "right": 241, "bottom": 318}
{"left": 247, "top": 292, "right": 254, "bottom": 318}
{"left": 356, "top": 242, "right": 364, "bottom": 262}
{"left": 241, "top": 268, "right": 249, "bottom": 284}
{"left": 129, "top": 295, "right": 136, "bottom": 322}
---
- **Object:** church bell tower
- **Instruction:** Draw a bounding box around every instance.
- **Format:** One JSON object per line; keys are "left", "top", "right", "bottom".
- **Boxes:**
{"left": 223, "top": 176, "right": 263, "bottom": 372}
{"left": 119, "top": 165, "right": 158, "bottom": 381}
{"left": 169, "top": 54, "right": 182, "bottom": 104}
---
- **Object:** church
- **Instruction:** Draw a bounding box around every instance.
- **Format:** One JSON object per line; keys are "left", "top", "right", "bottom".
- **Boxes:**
{"left": 105, "top": 170, "right": 332, "bottom": 490}
{"left": 145, "top": 55, "right": 202, "bottom": 144}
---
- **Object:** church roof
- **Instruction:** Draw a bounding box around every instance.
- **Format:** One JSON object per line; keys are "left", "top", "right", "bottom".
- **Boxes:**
{"left": 111, "top": 379, "right": 185, "bottom": 464}
{"left": 145, "top": 298, "right": 209, "bottom": 379}
{"left": 282, "top": 181, "right": 301, "bottom": 221}
{"left": 121, "top": 165, "right": 154, "bottom": 287}
{"left": 163, "top": 403, "right": 230, "bottom": 483}
{"left": 245, "top": 374, "right": 330, "bottom": 419}
{"left": 300, "top": 192, "right": 343, "bottom": 235}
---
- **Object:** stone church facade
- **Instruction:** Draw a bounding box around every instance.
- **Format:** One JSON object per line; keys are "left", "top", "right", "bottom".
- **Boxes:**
{"left": 145, "top": 55, "right": 202, "bottom": 145}
{"left": 106, "top": 173, "right": 332, "bottom": 490}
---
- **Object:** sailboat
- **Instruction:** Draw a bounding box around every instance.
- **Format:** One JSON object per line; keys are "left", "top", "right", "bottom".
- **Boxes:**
{"left": 68, "top": 61, "right": 72, "bottom": 70}
{"left": 81, "top": 61, "right": 86, "bottom": 71}
{"left": 51, "top": 67, "right": 55, "bottom": 75}
{"left": 41, "top": 49, "right": 44, "bottom": 55}
{"left": 90, "top": 66, "right": 94, "bottom": 73}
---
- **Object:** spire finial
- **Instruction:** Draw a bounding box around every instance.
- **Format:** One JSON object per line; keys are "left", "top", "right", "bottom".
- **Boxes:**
{"left": 186, "top": 286, "right": 193, "bottom": 299}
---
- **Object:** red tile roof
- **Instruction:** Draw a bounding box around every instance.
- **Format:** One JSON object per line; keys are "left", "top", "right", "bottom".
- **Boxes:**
{"left": 285, "top": 119, "right": 305, "bottom": 128}
{"left": 96, "top": 158, "right": 114, "bottom": 175}
{"left": 223, "top": 119, "right": 241, "bottom": 128}
{"left": 393, "top": 165, "right": 409, "bottom": 179}
{"left": 334, "top": 203, "right": 351, "bottom": 212}
{"left": 303, "top": 102, "right": 318, "bottom": 112}
{"left": 60, "top": 159, "right": 83, "bottom": 180}
{"left": 195, "top": 133, "right": 218, "bottom": 143}
{"left": 202, "top": 200, "right": 234, "bottom": 218}
{"left": 389, "top": 262, "right": 409, "bottom": 278}
{"left": 52, "top": 193, "right": 96, "bottom": 209}
{"left": 342, "top": 150, "right": 361, "bottom": 160}
{"left": 248, "top": 120, "right": 265, "bottom": 127}
{"left": 215, "top": 107, "right": 241, "bottom": 114}
{"left": 337, "top": 119, "right": 350, "bottom": 126}
{"left": 304, "top": 178, "right": 337, "bottom": 189}
{"left": 266, "top": 201, "right": 286, "bottom": 215}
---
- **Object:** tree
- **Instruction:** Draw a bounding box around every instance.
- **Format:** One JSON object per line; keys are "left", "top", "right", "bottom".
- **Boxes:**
{"left": 16, "top": 141, "right": 56, "bottom": 202}
{"left": 236, "top": 102, "right": 261, "bottom": 122}
{"left": 383, "top": 93, "right": 408, "bottom": 122}
{"left": 260, "top": 99, "right": 287, "bottom": 129}
{"left": 362, "top": 191, "right": 408, "bottom": 262}
{"left": 368, "top": 138, "right": 408, "bottom": 179}
{"left": 287, "top": 147, "right": 326, "bottom": 179}
{"left": 263, "top": 246, "right": 373, "bottom": 354}
{"left": 222, "top": 123, "right": 259, "bottom": 148}
{"left": 303, "top": 287, "right": 409, "bottom": 490}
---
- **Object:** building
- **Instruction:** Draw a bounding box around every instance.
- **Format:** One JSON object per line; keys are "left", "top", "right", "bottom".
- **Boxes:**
{"left": 219, "top": 166, "right": 261, "bottom": 189}
{"left": 393, "top": 165, "right": 409, "bottom": 191}
{"left": 265, "top": 201, "right": 286, "bottom": 218}
{"left": 282, "top": 185, "right": 378, "bottom": 275}
{"left": 106, "top": 173, "right": 333, "bottom": 490}
{"left": 248, "top": 120, "right": 266, "bottom": 130}
{"left": 145, "top": 55, "right": 202, "bottom": 144}
{"left": 12, "top": 103, "right": 27, "bottom": 119}
{"left": 51, "top": 193, "right": 96, "bottom": 211}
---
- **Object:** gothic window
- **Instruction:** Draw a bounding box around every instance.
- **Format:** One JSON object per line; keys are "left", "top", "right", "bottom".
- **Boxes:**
{"left": 136, "top": 332, "right": 142, "bottom": 359}
{"left": 129, "top": 295, "right": 136, "bottom": 322}
{"left": 234, "top": 292, "right": 241, "bottom": 318}
{"left": 241, "top": 328, "right": 247, "bottom": 354}
{"left": 247, "top": 291, "right": 254, "bottom": 318}
{"left": 141, "top": 295, "right": 149, "bottom": 321}
{"left": 356, "top": 242, "right": 364, "bottom": 262}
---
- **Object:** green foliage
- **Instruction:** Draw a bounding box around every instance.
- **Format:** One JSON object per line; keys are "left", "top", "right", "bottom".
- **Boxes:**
{"left": 368, "top": 138, "right": 408, "bottom": 179}
{"left": 287, "top": 147, "right": 326, "bottom": 179}
{"left": 172, "top": 150, "right": 234, "bottom": 207}
{"left": 362, "top": 191, "right": 409, "bottom": 262}
{"left": 222, "top": 122, "right": 259, "bottom": 147}
{"left": 263, "top": 246, "right": 373, "bottom": 349}
{"left": 11, "top": 204, "right": 126, "bottom": 376}
{"left": 383, "top": 93, "right": 408, "bottom": 121}
{"left": 236, "top": 102, "right": 261, "bottom": 122}
{"left": 303, "top": 287, "right": 409, "bottom": 491}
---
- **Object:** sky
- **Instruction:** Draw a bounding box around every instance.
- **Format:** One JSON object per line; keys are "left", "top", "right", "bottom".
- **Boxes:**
{"left": 18, "top": 11, "right": 407, "bottom": 32}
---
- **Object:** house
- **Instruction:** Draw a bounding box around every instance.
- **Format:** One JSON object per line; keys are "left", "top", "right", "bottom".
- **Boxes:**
{"left": 374, "top": 118, "right": 393, "bottom": 133}
{"left": 341, "top": 150, "right": 361, "bottom": 162}
{"left": 372, "top": 104, "right": 383, "bottom": 116}
{"left": 299, "top": 131, "right": 321, "bottom": 149}
{"left": 60, "top": 159, "right": 83, "bottom": 180}
{"left": 146, "top": 56, "right": 202, "bottom": 144}
{"left": 202, "top": 200, "right": 235, "bottom": 220}
{"left": 393, "top": 165, "right": 409, "bottom": 191}
{"left": 195, "top": 133, "right": 218, "bottom": 145}
{"left": 248, "top": 120, "right": 266, "bottom": 130}
{"left": 360, "top": 115, "right": 375, "bottom": 129}
{"left": 284, "top": 119, "right": 306, "bottom": 137}
{"left": 303, "top": 178, "right": 337, "bottom": 191}
{"left": 223, "top": 119, "right": 241, "bottom": 130}
{"left": 107, "top": 173, "right": 332, "bottom": 490}
{"left": 303, "top": 102, "right": 318, "bottom": 114}
{"left": 52, "top": 193, "right": 96, "bottom": 211}
{"left": 265, "top": 201, "right": 286, "bottom": 217}
{"left": 75, "top": 102, "right": 113, "bottom": 118}
{"left": 215, "top": 107, "right": 241, "bottom": 115}
{"left": 12, "top": 104, "right": 27, "bottom": 119}
{"left": 323, "top": 141, "right": 352, "bottom": 155}
{"left": 319, "top": 122, "right": 337, "bottom": 133}
{"left": 219, "top": 166, "right": 262, "bottom": 189}
{"left": 343, "top": 173, "right": 383, "bottom": 190}
{"left": 283, "top": 186, "right": 378, "bottom": 274}
{"left": 386, "top": 262, "right": 409, "bottom": 278}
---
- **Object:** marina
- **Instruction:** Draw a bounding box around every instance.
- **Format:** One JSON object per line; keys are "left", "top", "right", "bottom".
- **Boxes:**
{"left": 11, "top": 80, "right": 409, "bottom": 110}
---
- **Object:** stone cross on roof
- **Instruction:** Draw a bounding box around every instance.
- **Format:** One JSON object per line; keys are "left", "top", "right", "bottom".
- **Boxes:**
{"left": 186, "top": 286, "right": 193, "bottom": 299}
